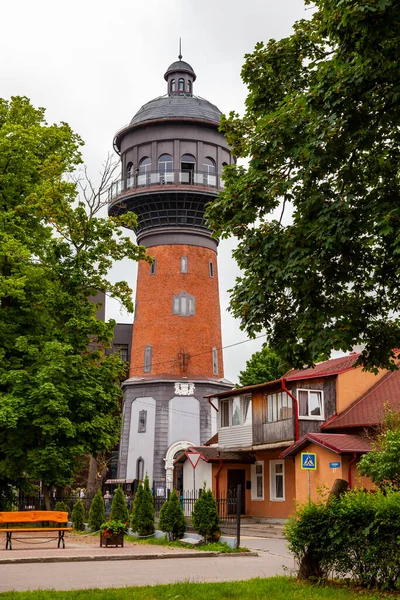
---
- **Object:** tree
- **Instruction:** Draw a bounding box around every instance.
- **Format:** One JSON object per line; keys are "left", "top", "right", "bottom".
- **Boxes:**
{"left": 71, "top": 499, "right": 85, "bottom": 531}
{"left": 207, "top": 0, "right": 400, "bottom": 373}
{"left": 158, "top": 489, "right": 186, "bottom": 540}
{"left": 130, "top": 475, "right": 155, "bottom": 537}
{"left": 0, "top": 97, "right": 149, "bottom": 508}
{"left": 191, "top": 487, "right": 221, "bottom": 542}
{"left": 359, "top": 411, "right": 400, "bottom": 489}
{"left": 110, "top": 486, "right": 129, "bottom": 524}
{"left": 238, "top": 345, "right": 287, "bottom": 387}
{"left": 88, "top": 488, "right": 105, "bottom": 531}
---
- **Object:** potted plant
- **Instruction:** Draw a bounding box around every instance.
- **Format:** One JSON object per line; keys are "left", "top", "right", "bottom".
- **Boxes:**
{"left": 100, "top": 518, "right": 129, "bottom": 548}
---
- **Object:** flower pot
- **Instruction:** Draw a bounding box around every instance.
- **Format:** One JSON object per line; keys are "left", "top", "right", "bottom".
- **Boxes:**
{"left": 100, "top": 531, "right": 124, "bottom": 548}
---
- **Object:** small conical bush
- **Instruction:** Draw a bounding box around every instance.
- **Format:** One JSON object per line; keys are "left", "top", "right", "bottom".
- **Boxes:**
{"left": 88, "top": 488, "right": 105, "bottom": 531}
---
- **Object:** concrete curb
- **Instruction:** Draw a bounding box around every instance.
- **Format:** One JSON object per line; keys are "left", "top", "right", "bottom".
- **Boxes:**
{"left": 0, "top": 551, "right": 258, "bottom": 565}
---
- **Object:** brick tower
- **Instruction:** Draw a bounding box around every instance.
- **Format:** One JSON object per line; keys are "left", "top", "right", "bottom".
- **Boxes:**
{"left": 108, "top": 55, "right": 233, "bottom": 493}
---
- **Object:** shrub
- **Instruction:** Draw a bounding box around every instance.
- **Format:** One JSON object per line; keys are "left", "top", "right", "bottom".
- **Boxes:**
{"left": 54, "top": 501, "right": 69, "bottom": 516}
{"left": 191, "top": 486, "right": 220, "bottom": 542}
{"left": 131, "top": 474, "right": 155, "bottom": 537}
{"left": 110, "top": 486, "right": 129, "bottom": 523}
{"left": 71, "top": 499, "right": 85, "bottom": 531}
{"left": 159, "top": 489, "right": 186, "bottom": 540}
{"left": 88, "top": 489, "right": 105, "bottom": 532}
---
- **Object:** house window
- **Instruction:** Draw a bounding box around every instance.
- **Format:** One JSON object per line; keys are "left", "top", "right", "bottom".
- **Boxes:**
{"left": 178, "top": 78, "right": 185, "bottom": 91}
{"left": 212, "top": 347, "right": 218, "bottom": 375}
{"left": 298, "top": 389, "right": 324, "bottom": 419}
{"left": 138, "top": 410, "right": 147, "bottom": 433}
{"left": 136, "top": 457, "right": 144, "bottom": 481}
{"left": 266, "top": 392, "right": 292, "bottom": 423}
{"left": 220, "top": 400, "right": 230, "bottom": 428}
{"left": 150, "top": 259, "right": 156, "bottom": 275}
{"left": 188, "top": 80, "right": 192, "bottom": 94}
{"left": 180, "top": 256, "right": 188, "bottom": 273}
{"left": 209, "top": 262, "right": 214, "bottom": 278}
{"left": 243, "top": 395, "right": 252, "bottom": 425}
{"left": 232, "top": 397, "right": 241, "bottom": 426}
{"left": 270, "top": 460, "right": 285, "bottom": 501}
{"left": 113, "top": 344, "right": 129, "bottom": 363}
{"left": 172, "top": 291, "right": 195, "bottom": 317}
{"left": 144, "top": 345, "right": 152, "bottom": 373}
{"left": 170, "top": 79, "right": 176, "bottom": 93}
{"left": 251, "top": 461, "right": 264, "bottom": 501}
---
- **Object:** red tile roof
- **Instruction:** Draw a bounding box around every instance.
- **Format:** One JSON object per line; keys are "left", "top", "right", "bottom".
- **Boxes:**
{"left": 174, "top": 446, "right": 255, "bottom": 464}
{"left": 323, "top": 368, "right": 400, "bottom": 429}
{"left": 285, "top": 353, "right": 360, "bottom": 381}
{"left": 280, "top": 433, "right": 372, "bottom": 458}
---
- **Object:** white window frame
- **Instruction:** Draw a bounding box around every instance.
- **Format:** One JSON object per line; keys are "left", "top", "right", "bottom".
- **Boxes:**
{"left": 219, "top": 395, "right": 252, "bottom": 428}
{"left": 220, "top": 399, "right": 230, "bottom": 428}
{"left": 269, "top": 460, "right": 285, "bottom": 502}
{"left": 297, "top": 388, "right": 324, "bottom": 420}
{"left": 251, "top": 461, "right": 264, "bottom": 501}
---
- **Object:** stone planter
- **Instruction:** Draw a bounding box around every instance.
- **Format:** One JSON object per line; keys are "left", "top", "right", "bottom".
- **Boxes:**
{"left": 100, "top": 531, "right": 124, "bottom": 548}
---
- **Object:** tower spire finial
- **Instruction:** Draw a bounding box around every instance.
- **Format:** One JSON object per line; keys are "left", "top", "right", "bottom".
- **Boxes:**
{"left": 178, "top": 37, "right": 182, "bottom": 60}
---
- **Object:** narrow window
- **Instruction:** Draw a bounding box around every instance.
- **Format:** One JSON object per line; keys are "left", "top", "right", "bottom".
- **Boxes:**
{"left": 270, "top": 460, "right": 285, "bottom": 501}
{"left": 150, "top": 259, "right": 156, "bottom": 275}
{"left": 136, "top": 457, "right": 144, "bottom": 481}
{"left": 134, "top": 300, "right": 138, "bottom": 322}
{"left": 178, "top": 78, "right": 184, "bottom": 91}
{"left": 251, "top": 461, "right": 264, "bottom": 501}
{"left": 209, "top": 262, "right": 214, "bottom": 278}
{"left": 220, "top": 400, "right": 230, "bottom": 427}
{"left": 113, "top": 344, "right": 129, "bottom": 363}
{"left": 242, "top": 395, "right": 252, "bottom": 425}
{"left": 188, "top": 80, "right": 192, "bottom": 94}
{"left": 138, "top": 410, "right": 147, "bottom": 433}
{"left": 170, "top": 79, "right": 176, "bottom": 93}
{"left": 144, "top": 345, "right": 152, "bottom": 373}
{"left": 180, "top": 256, "right": 188, "bottom": 273}
{"left": 212, "top": 347, "right": 218, "bottom": 375}
{"left": 232, "top": 397, "right": 241, "bottom": 426}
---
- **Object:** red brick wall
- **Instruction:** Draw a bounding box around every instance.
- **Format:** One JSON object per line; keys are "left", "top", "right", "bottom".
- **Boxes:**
{"left": 129, "top": 244, "right": 224, "bottom": 378}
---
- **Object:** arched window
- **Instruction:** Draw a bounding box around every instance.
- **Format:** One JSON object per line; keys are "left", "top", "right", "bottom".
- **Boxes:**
{"left": 180, "top": 154, "right": 196, "bottom": 184}
{"left": 150, "top": 259, "right": 156, "bottom": 275}
{"left": 188, "top": 80, "right": 192, "bottom": 94}
{"left": 138, "top": 157, "right": 151, "bottom": 186}
{"left": 178, "top": 78, "right": 185, "bottom": 91}
{"left": 170, "top": 79, "right": 176, "bottom": 93}
{"left": 172, "top": 291, "right": 195, "bottom": 317}
{"left": 180, "top": 256, "right": 188, "bottom": 273}
{"left": 203, "top": 157, "right": 216, "bottom": 186}
{"left": 126, "top": 162, "right": 134, "bottom": 188}
{"left": 136, "top": 457, "right": 144, "bottom": 481}
{"left": 158, "top": 154, "right": 173, "bottom": 183}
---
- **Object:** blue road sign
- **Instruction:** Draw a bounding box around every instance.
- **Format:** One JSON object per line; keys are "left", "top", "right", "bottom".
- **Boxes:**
{"left": 329, "top": 462, "right": 341, "bottom": 469}
{"left": 301, "top": 453, "right": 317, "bottom": 470}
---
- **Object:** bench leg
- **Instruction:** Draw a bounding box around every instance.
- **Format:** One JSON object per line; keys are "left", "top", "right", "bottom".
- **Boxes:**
{"left": 6, "top": 532, "right": 12, "bottom": 550}
{"left": 57, "top": 530, "right": 66, "bottom": 549}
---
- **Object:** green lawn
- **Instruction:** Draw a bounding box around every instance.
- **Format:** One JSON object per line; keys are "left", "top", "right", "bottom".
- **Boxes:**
{"left": 0, "top": 577, "right": 397, "bottom": 600}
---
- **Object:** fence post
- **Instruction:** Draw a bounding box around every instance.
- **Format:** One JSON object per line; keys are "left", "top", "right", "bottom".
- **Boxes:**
{"left": 236, "top": 484, "right": 241, "bottom": 549}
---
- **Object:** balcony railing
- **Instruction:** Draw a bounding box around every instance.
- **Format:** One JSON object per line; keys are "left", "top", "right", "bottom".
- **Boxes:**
{"left": 108, "top": 169, "right": 224, "bottom": 202}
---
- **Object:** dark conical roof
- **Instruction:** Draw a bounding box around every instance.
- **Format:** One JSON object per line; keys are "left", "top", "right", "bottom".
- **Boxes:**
{"left": 130, "top": 95, "right": 221, "bottom": 126}
{"left": 164, "top": 59, "right": 197, "bottom": 81}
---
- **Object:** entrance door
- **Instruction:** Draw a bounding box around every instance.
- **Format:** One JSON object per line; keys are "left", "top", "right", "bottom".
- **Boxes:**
{"left": 227, "top": 469, "right": 246, "bottom": 514}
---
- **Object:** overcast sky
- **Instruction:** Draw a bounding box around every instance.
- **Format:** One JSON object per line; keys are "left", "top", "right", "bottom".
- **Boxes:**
{"left": 2, "top": 0, "right": 309, "bottom": 383}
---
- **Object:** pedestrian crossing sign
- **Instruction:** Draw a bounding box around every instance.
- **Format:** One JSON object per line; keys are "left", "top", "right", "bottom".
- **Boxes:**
{"left": 301, "top": 453, "right": 317, "bottom": 470}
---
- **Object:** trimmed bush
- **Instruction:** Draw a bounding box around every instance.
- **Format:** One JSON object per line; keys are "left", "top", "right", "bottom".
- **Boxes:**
{"left": 159, "top": 489, "right": 186, "bottom": 540}
{"left": 54, "top": 501, "right": 69, "bottom": 515}
{"left": 131, "top": 474, "right": 155, "bottom": 537}
{"left": 191, "top": 486, "right": 220, "bottom": 542}
{"left": 110, "top": 486, "right": 129, "bottom": 524}
{"left": 71, "top": 499, "right": 85, "bottom": 531}
{"left": 88, "top": 489, "right": 105, "bottom": 532}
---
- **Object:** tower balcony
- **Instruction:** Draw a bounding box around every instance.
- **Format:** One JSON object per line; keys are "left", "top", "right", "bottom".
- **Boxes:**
{"left": 107, "top": 169, "right": 224, "bottom": 205}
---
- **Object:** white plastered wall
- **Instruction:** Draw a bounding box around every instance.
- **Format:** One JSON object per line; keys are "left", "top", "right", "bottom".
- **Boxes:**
{"left": 126, "top": 397, "right": 156, "bottom": 486}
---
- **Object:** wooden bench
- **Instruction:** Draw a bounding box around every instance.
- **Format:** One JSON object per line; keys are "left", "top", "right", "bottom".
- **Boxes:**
{"left": 0, "top": 511, "right": 71, "bottom": 550}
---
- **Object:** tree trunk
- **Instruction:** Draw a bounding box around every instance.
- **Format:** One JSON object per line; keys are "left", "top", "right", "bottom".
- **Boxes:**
{"left": 86, "top": 454, "right": 108, "bottom": 498}
{"left": 327, "top": 478, "right": 348, "bottom": 504}
{"left": 42, "top": 483, "right": 51, "bottom": 511}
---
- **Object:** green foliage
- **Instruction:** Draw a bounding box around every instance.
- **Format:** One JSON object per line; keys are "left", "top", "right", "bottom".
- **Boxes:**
{"left": 100, "top": 519, "right": 127, "bottom": 535}
{"left": 158, "top": 489, "right": 186, "bottom": 540}
{"left": 88, "top": 489, "right": 105, "bottom": 531}
{"left": 54, "top": 501, "right": 69, "bottom": 516}
{"left": 285, "top": 488, "right": 400, "bottom": 589}
{"left": 238, "top": 345, "right": 288, "bottom": 387}
{"left": 0, "top": 477, "right": 15, "bottom": 510}
{"left": 206, "top": 0, "right": 400, "bottom": 373}
{"left": 191, "top": 486, "right": 221, "bottom": 542}
{"left": 0, "top": 97, "right": 150, "bottom": 492}
{"left": 110, "top": 486, "right": 129, "bottom": 524}
{"left": 71, "top": 499, "right": 85, "bottom": 531}
{"left": 130, "top": 475, "right": 155, "bottom": 537}
{"left": 359, "top": 411, "right": 400, "bottom": 489}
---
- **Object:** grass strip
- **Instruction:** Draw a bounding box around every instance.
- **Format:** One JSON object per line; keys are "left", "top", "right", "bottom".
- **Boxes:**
{"left": 0, "top": 577, "right": 397, "bottom": 600}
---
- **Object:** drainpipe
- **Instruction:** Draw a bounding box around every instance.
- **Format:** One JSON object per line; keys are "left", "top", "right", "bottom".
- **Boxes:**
{"left": 281, "top": 379, "right": 299, "bottom": 441}
{"left": 215, "top": 458, "right": 223, "bottom": 498}
{"left": 347, "top": 453, "right": 357, "bottom": 489}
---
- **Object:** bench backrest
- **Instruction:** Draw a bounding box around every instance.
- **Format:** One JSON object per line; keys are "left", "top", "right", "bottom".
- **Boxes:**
{"left": 0, "top": 511, "right": 68, "bottom": 524}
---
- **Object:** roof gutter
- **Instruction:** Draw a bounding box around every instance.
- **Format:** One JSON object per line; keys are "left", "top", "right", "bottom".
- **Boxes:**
{"left": 281, "top": 379, "right": 299, "bottom": 441}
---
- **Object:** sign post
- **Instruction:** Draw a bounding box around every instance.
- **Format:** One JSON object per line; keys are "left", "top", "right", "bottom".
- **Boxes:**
{"left": 186, "top": 452, "right": 201, "bottom": 495}
{"left": 301, "top": 453, "right": 317, "bottom": 501}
